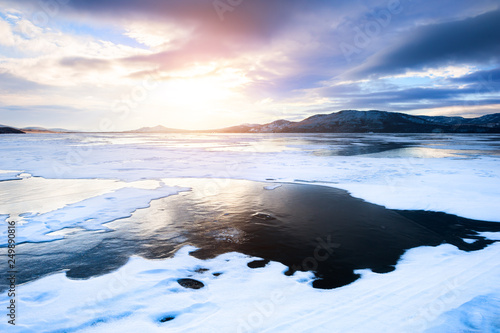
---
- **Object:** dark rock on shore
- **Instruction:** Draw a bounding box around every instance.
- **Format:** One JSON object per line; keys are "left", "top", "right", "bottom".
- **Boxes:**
{"left": 247, "top": 259, "right": 270, "bottom": 268}
{"left": 177, "top": 278, "right": 205, "bottom": 289}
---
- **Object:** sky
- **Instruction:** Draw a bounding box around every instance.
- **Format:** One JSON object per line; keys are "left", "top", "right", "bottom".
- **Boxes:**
{"left": 0, "top": 0, "right": 499, "bottom": 131}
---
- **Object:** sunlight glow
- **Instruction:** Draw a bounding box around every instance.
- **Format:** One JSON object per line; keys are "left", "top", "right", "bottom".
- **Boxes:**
{"left": 146, "top": 66, "right": 251, "bottom": 128}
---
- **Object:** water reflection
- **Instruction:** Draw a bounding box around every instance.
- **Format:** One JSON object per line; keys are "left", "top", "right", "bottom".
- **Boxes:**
{"left": 2, "top": 178, "right": 499, "bottom": 291}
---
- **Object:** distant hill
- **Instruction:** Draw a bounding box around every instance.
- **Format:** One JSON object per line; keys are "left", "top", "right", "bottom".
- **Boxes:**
{"left": 0, "top": 125, "right": 24, "bottom": 134}
{"left": 216, "top": 110, "right": 500, "bottom": 133}
{"left": 21, "top": 126, "right": 72, "bottom": 133}
{"left": 22, "top": 127, "right": 58, "bottom": 133}
{"left": 49, "top": 128, "right": 72, "bottom": 132}
{"left": 128, "top": 125, "right": 189, "bottom": 133}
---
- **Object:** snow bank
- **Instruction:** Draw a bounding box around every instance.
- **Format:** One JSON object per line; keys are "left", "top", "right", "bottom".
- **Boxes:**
{"left": 1, "top": 243, "right": 499, "bottom": 332}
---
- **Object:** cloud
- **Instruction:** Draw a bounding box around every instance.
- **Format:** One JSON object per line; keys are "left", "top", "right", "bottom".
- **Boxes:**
{"left": 314, "top": 74, "right": 500, "bottom": 113}
{"left": 350, "top": 9, "right": 500, "bottom": 78}
{"left": 7, "top": 0, "right": 333, "bottom": 41}
{"left": 60, "top": 56, "right": 111, "bottom": 70}
{"left": 452, "top": 67, "right": 500, "bottom": 96}
{"left": 0, "top": 13, "right": 152, "bottom": 88}
{"left": 0, "top": 71, "right": 48, "bottom": 92}
{"left": 362, "top": 86, "right": 484, "bottom": 101}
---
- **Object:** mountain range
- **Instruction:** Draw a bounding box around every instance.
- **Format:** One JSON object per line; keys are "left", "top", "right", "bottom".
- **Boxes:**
{"left": 214, "top": 110, "right": 500, "bottom": 133}
{"left": 2, "top": 110, "right": 500, "bottom": 134}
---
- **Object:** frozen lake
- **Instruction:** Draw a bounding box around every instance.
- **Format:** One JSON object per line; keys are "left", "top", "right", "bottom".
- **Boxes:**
{"left": 1, "top": 133, "right": 499, "bottom": 332}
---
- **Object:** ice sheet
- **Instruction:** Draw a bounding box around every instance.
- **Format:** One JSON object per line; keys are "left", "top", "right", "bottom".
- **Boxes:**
{"left": 0, "top": 177, "right": 127, "bottom": 217}
{"left": 0, "top": 178, "right": 189, "bottom": 245}
{"left": 0, "top": 170, "right": 21, "bottom": 182}
{"left": 1, "top": 133, "right": 499, "bottom": 221}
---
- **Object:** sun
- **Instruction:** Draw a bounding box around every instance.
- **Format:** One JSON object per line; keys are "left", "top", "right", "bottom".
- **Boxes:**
{"left": 150, "top": 66, "right": 250, "bottom": 109}
{"left": 143, "top": 66, "right": 251, "bottom": 129}
{"left": 162, "top": 77, "right": 232, "bottom": 107}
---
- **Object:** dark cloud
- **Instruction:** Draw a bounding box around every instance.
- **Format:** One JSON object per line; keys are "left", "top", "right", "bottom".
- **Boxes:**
{"left": 315, "top": 80, "right": 500, "bottom": 112}
{"left": 329, "top": 96, "right": 500, "bottom": 113}
{"left": 452, "top": 67, "right": 500, "bottom": 94}
{"left": 359, "top": 87, "right": 478, "bottom": 101}
{"left": 390, "top": 98, "right": 500, "bottom": 111}
{"left": 350, "top": 9, "right": 500, "bottom": 78}
{"left": 34, "top": 0, "right": 337, "bottom": 42}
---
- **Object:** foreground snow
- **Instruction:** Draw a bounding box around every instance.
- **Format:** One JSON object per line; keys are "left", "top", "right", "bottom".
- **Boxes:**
{"left": 1, "top": 243, "right": 499, "bottom": 332}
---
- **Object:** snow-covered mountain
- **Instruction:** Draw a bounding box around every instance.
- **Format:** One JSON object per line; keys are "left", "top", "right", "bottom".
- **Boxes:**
{"left": 218, "top": 110, "right": 500, "bottom": 133}
{"left": 419, "top": 113, "right": 500, "bottom": 127}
